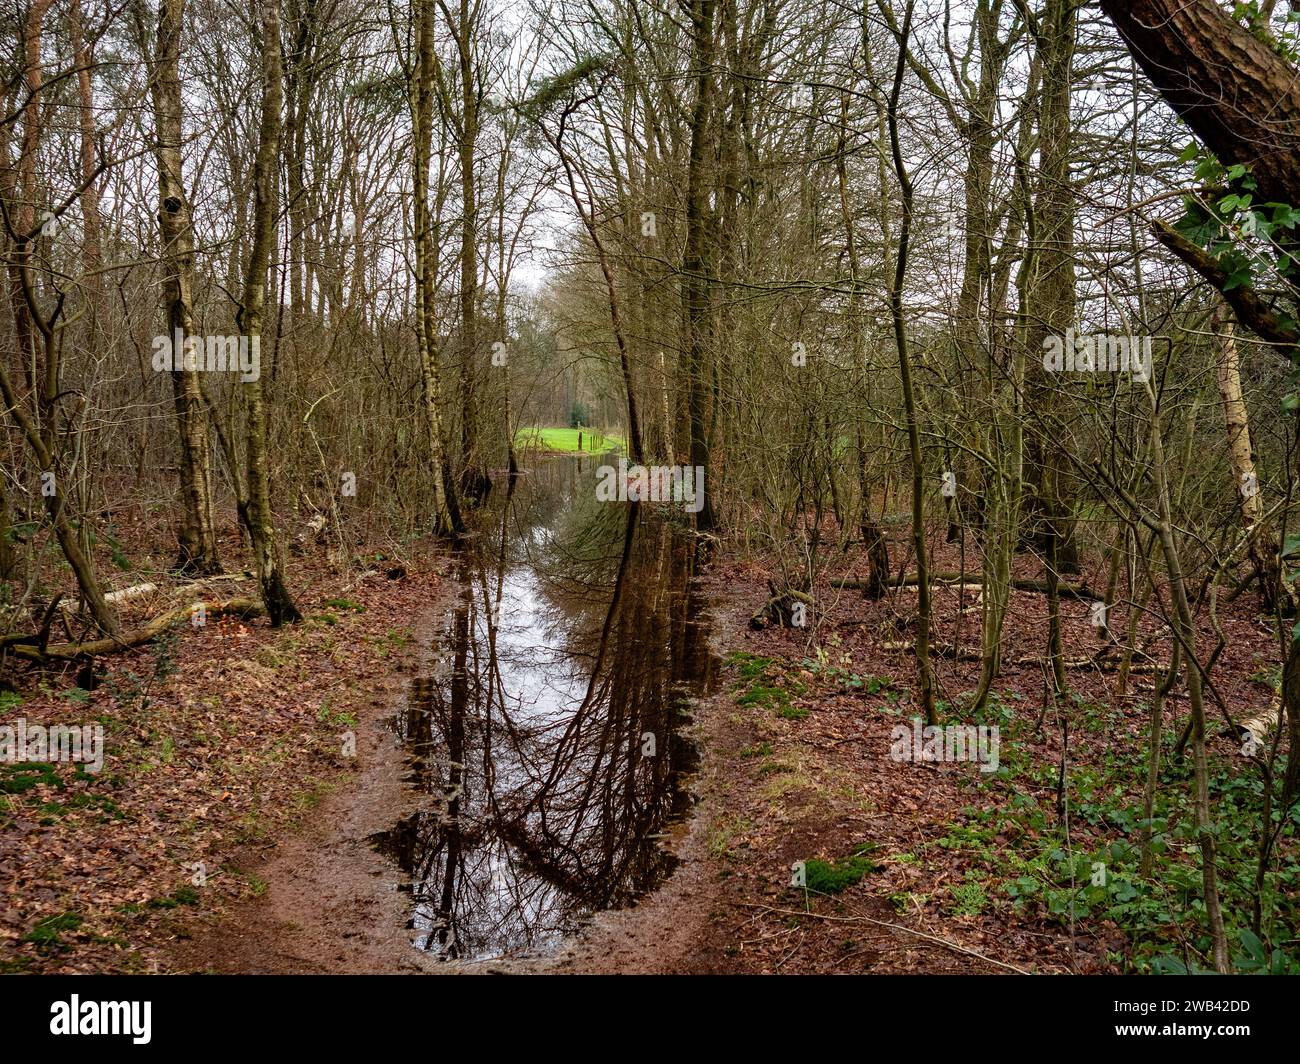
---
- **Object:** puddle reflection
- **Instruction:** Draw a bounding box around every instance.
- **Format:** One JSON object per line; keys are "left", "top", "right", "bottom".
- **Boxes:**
{"left": 370, "top": 458, "right": 715, "bottom": 960}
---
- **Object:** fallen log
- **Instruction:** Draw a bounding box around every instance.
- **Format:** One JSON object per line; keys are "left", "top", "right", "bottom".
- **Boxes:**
{"left": 10, "top": 598, "right": 264, "bottom": 661}
{"left": 58, "top": 582, "right": 158, "bottom": 613}
{"left": 1234, "top": 702, "right": 1278, "bottom": 748}
{"left": 1173, "top": 696, "right": 1278, "bottom": 762}
{"left": 881, "top": 638, "right": 1155, "bottom": 673}
{"left": 832, "top": 572, "right": 1101, "bottom": 602}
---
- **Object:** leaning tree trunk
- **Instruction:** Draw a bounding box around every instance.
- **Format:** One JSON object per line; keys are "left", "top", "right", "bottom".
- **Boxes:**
{"left": 1099, "top": 0, "right": 1300, "bottom": 214}
{"left": 545, "top": 115, "right": 644, "bottom": 465}
{"left": 0, "top": 0, "right": 118, "bottom": 637}
{"left": 0, "top": 352, "right": 119, "bottom": 637}
{"left": 1099, "top": 0, "right": 1300, "bottom": 830}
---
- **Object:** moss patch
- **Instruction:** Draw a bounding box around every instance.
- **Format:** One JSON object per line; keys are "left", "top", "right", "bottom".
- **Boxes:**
{"left": 801, "top": 843, "right": 878, "bottom": 894}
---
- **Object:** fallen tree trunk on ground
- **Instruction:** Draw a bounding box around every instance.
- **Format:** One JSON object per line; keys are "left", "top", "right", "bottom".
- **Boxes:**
{"left": 58, "top": 582, "right": 159, "bottom": 613}
{"left": 9, "top": 598, "right": 264, "bottom": 661}
{"left": 832, "top": 572, "right": 1101, "bottom": 602}
{"left": 881, "top": 638, "right": 1155, "bottom": 673}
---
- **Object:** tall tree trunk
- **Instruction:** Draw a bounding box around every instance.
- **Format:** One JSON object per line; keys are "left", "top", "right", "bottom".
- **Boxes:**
{"left": 0, "top": 0, "right": 118, "bottom": 636}
{"left": 1022, "top": 0, "right": 1079, "bottom": 695}
{"left": 1142, "top": 378, "right": 1231, "bottom": 973}
{"left": 885, "top": 2, "right": 935, "bottom": 726}
{"left": 69, "top": 0, "right": 102, "bottom": 277}
{"left": 283, "top": 0, "right": 317, "bottom": 323}
{"left": 413, "top": 0, "right": 462, "bottom": 538}
{"left": 449, "top": 0, "right": 490, "bottom": 503}
{"left": 240, "top": 0, "right": 301, "bottom": 625}
{"left": 836, "top": 90, "right": 888, "bottom": 599}
{"left": 681, "top": 0, "right": 718, "bottom": 532}
{"left": 144, "top": 0, "right": 222, "bottom": 575}
{"left": 1213, "top": 303, "right": 1283, "bottom": 611}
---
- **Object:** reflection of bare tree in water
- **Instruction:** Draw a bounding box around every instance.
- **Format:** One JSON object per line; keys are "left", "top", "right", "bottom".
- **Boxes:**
{"left": 372, "top": 460, "right": 715, "bottom": 960}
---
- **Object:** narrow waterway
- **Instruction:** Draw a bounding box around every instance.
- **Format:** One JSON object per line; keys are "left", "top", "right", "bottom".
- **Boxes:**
{"left": 370, "top": 457, "right": 717, "bottom": 961}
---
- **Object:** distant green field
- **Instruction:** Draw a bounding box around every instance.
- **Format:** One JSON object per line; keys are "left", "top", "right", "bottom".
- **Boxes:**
{"left": 515, "top": 427, "right": 625, "bottom": 454}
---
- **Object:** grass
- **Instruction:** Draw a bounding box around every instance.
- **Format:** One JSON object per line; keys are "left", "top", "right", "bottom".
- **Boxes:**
{"left": 726, "top": 652, "right": 775, "bottom": 681}
{"left": 146, "top": 886, "right": 199, "bottom": 909}
{"left": 728, "top": 652, "right": 809, "bottom": 719}
{"left": 515, "top": 426, "right": 625, "bottom": 454}
{"left": 1, "top": 762, "right": 61, "bottom": 794}
{"left": 708, "top": 815, "right": 753, "bottom": 860}
{"left": 24, "top": 912, "right": 82, "bottom": 950}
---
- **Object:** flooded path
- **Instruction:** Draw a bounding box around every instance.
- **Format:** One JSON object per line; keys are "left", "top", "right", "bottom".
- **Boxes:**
{"left": 370, "top": 457, "right": 717, "bottom": 961}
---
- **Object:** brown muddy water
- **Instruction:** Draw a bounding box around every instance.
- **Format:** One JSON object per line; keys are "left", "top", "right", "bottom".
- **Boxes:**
{"left": 369, "top": 456, "right": 717, "bottom": 962}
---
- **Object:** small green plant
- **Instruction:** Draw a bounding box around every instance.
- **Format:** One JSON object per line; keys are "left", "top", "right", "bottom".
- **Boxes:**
{"left": 888, "top": 890, "right": 925, "bottom": 915}
{"left": 24, "top": 912, "right": 82, "bottom": 950}
{"left": 56, "top": 687, "right": 91, "bottom": 705}
{"left": 104, "top": 531, "right": 132, "bottom": 571}
{"left": 726, "top": 652, "right": 776, "bottom": 682}
{"left": 147, "top": 886, "right": 199, "bottom": 909}
{"left": 708, "top": 816, "right": 752, "bottom": 860}
{"left": 949, "top": 873, "right": 988, "bottom": 916}
{"left": 316, "top": 698, "right": 356, "bottom": 727}
{"left": 801, "top": 843, "right": 878, "bottom": 894}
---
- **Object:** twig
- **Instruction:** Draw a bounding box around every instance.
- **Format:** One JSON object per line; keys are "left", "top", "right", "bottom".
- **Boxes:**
{"left": 733, "top": 902, "right": 1031, "bottom": 975}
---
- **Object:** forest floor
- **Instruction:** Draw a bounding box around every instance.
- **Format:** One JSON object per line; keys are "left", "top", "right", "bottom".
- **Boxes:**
{"left": 1, "top": 518, "right": 1290, "bottom": 975}
{"left": 549, "top": 532, "right": 1289, "bottom": 975}
{"left": 0, "top": 523, "right": 441, "bottom": 974}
